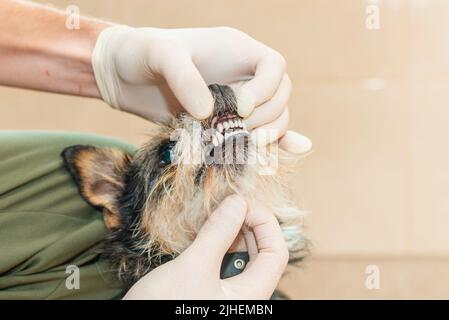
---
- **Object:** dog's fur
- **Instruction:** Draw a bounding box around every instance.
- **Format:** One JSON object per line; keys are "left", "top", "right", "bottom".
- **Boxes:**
{"left": 62, "top": 84, "right": 307, "bottom": 287}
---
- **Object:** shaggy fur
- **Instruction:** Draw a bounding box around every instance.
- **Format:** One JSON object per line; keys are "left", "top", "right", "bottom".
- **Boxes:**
{"left": 62, "top": 84, "right": 307, "bottom": 287}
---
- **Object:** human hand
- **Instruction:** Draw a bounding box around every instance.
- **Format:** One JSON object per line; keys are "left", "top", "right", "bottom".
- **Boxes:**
{"left": 123, "top": 195, "right": 289, "bottom": 300}
{"left": 92, "top": 26, "right": 311, "bottom": 154}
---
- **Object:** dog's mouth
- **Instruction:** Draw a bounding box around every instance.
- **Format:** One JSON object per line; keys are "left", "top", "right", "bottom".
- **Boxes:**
{"left": 209, "top": 113, "right": 249, "bottom": 147}
{"left": 205, "top": 112, "right": 250, "bottom": 165}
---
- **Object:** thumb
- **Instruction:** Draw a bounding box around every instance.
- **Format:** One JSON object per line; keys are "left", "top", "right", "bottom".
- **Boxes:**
{"left": 159, "top": 52, "right": 214, "bottom": 119}
{"left": 186, "top": 194, "right": 247, "bottom": 266}
{"left": 224, "top": 202, "right": 289, "bottom": 299}
{"left": 279, "top": 130, "right": 313, "bottom": 154}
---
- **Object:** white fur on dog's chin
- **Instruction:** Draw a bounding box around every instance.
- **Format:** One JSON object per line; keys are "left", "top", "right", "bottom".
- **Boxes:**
{"left": 135, "top": 116, "right": 307, "bottom": 262}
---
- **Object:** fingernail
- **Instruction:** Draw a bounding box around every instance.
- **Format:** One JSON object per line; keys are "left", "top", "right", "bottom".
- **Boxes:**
{"left": 193, "top": 94, "right": 214, "bottom": 119}
{"left": 280, "top": 131, "right": 313, "bottom": 154}
{"left": 236, "top": 88, "right": 255, "bottom": 118}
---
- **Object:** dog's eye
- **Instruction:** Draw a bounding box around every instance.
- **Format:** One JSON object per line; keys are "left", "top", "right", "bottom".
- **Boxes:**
{"left": 159, "top": 143, "right": 174, "bottom": 165}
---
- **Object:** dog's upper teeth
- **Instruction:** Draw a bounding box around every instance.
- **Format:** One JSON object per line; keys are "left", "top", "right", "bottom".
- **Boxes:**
{"left": 213, "top": 117, "right": 246, "bottom": 139}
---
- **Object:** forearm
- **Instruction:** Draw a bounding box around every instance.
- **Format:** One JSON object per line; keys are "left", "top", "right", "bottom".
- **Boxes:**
{"left": 0, "top": 0, "right": 112, "bottom": 98}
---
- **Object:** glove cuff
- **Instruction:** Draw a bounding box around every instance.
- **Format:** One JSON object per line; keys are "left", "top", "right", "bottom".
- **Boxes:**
{"left": 92, "top": 25, "right": 133, "bottom": 110}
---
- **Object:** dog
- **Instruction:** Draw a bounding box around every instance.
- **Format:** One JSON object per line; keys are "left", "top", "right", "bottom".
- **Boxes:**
{"left": 61, "top": 84, "right": 307, "bottom": 293}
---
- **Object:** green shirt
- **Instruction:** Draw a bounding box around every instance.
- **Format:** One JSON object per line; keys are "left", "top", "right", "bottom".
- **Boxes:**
{"left": 0, "top": 131, "right": 136, "bottom": 299}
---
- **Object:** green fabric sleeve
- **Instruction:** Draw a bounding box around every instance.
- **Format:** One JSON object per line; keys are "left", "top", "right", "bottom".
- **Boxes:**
{"left": 0, "top": 131, "right": 137, "bottom": 299}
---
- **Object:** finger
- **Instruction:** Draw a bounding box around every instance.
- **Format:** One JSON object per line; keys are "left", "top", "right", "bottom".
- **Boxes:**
{"left": 228, "top": 232, "right": 247, "bottom": 252}
{"left": 224, "top": 203, "right": 289, "bottom": 297}
{"left": 244, "top": 74, "right": 292, "bottom": 130}
{"left": 279, "top": 130, "right": 313, "bottom": 154}
{"left": 186, "top": 194, "right": 247, "bottom": 266}
{"left": 251, "top": 108, "right": 289, "bottom": 147}
{"left": 242, "top": 227, "right": 258, "bottom": 261}
{"left": 159, "top": 52, "right": 214, "bottom": 119}
{"left": 236, "top": 51, "right": 286, "bottom": 117}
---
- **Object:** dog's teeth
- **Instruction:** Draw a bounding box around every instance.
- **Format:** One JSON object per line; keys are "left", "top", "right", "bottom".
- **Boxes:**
{"left": 212, "top": 136, "right": 219, "bottom": 147}
{"left": 241, "top": 121, "right": 246, "bottom": 130}
{"left": 217, "top": 123, "right": 224, "bottom": 133}
{"left": 229, "top": 120, "right": 234, "bottom": 128}
{"left": 216, "top": 132, "right": 224, "bottom": 144}
{"left": 227, "top": 131, "right": 238, "bottom": 139}
{"left": 223, "top": 121, "right": 230, "bottom": 130}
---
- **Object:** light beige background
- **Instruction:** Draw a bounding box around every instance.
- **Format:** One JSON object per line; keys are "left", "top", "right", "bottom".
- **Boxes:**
{"left": 1, "top": 0, "right": 449, "bottom": 299}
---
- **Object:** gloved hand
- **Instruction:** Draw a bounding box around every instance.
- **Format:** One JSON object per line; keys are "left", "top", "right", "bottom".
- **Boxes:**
{"left": 92, "top": 26, "right": 311, "bottom": 154}
{"left": 123, "top": 195, "right": 289, "bottom": 300}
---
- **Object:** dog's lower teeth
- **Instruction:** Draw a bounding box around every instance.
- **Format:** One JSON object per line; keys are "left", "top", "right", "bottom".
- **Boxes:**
{"left": 211, "top": 117, "right": 249, "bottom": 147}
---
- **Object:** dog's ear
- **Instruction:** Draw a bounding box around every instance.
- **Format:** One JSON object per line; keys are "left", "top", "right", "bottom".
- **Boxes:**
{"left": 61, "top": 145, "right": 131, "bottom": 229}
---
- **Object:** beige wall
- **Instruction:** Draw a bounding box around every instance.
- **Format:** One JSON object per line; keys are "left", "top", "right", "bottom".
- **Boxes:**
{"left": 1, "top": 0, "right": 449, "bottom": 299}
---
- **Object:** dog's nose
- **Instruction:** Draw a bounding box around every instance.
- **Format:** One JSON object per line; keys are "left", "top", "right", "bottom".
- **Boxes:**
{"left": 208, "top": 84, "right": 239, "bottom": 120}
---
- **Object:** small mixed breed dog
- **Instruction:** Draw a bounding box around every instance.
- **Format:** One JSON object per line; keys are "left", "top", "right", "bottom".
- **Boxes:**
{"left": 62, "top": 84, "right": 307, "bottom": 291}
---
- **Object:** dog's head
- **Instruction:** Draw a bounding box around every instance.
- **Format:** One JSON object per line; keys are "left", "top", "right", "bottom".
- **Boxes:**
{"left": 62, "top": 84, "right": 305, "bottom": 280}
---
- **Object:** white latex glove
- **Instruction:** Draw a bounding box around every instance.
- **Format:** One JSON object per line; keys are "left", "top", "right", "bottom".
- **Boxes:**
{"left": 92, "top": 26, "right": 311, "bottom": 153}
{"left": 123, "top": 195, "right": 288, "bottom": 300}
